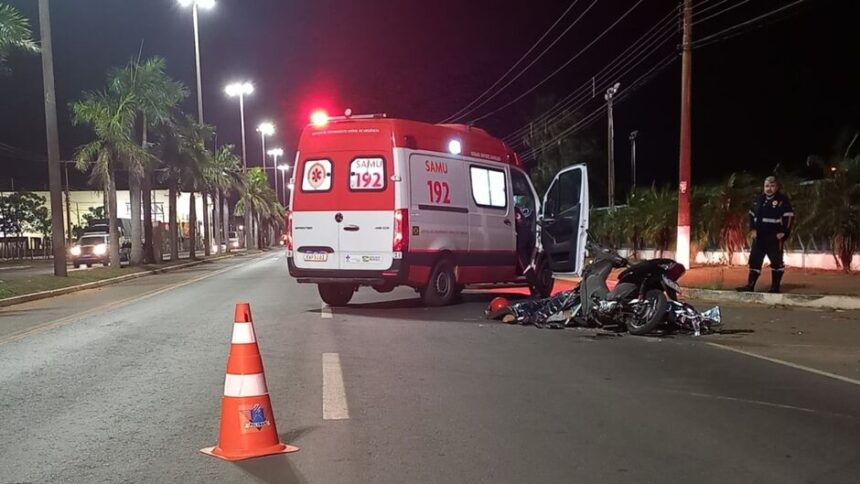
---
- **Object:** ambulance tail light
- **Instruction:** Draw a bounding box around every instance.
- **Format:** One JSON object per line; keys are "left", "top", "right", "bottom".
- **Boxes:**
{"left": 393, "top": 209, "right": 408, "bottom": 253}
{"left": 285, "top": 211, "right": 294, "bottom": 252}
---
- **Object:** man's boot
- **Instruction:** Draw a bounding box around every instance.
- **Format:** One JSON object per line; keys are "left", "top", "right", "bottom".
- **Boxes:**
{"left": 736, "top": 271, "right": 759, "bottom": 292}
{"left": 770, "top": 270, "right": 783, "bottom": 293}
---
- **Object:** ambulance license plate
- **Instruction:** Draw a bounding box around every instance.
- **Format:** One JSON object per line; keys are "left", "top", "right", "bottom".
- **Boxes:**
{"left": 303, "top": 252, "right": 328, "bottom": 262}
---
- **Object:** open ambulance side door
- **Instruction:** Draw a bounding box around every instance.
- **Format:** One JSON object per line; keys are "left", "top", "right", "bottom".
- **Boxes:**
{"left": 539, "top": 163, "right": 589, "bottom": 276}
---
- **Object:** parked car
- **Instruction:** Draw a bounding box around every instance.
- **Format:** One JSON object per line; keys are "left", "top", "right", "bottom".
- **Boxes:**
{"left": 227, "top": 231, "right": 242, "bottom": 249}
{"left": 69, "top": 234, "right": 129, "bottom": 268}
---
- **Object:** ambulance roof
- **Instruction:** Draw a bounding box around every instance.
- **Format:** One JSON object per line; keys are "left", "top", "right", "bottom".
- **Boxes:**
{"left": 298, "top": 117, "right": 523, "bottom": 168}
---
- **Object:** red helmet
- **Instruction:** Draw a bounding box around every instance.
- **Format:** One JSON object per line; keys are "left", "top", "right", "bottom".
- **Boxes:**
{"left": 485, "top": 297, "right": 511, "bottom": 319}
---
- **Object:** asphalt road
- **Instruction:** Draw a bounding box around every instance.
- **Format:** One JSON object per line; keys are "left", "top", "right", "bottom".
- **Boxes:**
{"left": 1, "top": 252, "right": 859, "bottom": 483}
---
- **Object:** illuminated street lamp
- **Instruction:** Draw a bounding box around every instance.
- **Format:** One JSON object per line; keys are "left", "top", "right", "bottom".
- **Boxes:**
{"left": 268, "top": 147, "right": 284, "bottom": 203}
{"left": 277, "top": 163, "right": 291, "bottom": 206}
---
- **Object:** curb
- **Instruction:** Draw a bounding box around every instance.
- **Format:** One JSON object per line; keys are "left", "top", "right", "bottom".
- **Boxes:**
{"left": 556, "top": 276, "right": 860, "bottom": 311}
{"left": 0, "top": 252, "right": 248, "bottom": 309}
{"left": 680, "top": 287, "right": 860, "bottom": 311}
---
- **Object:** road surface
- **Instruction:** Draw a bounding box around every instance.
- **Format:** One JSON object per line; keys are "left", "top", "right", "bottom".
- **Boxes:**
{"left": 1, "top": 252, "right": 858, "bottom": 483}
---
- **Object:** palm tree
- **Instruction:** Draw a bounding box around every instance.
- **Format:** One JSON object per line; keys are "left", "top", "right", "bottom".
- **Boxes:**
{"left": 236, "top": 168, "right": 284, "bottom": 250}
{"left": 0, "top": 4, "right": 39, "bottom": 75}
{"left": 804, "top": 156, "right": 860, "bottom": 272}
{"left": 71, "top": 89, "right": 149, "bottom": 267}
{"left": 152, "top": 114, "right": 212, "bottom": 261}
{"left": 205, "top": 145, "right": 243, "bottom": 253}
{"left": 109, "top": 57, "right": 187, "bottom": 264}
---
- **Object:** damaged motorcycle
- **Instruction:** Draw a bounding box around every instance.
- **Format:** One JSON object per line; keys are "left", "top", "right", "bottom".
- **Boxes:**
{"left": 487, "top": 240, "right": 722, "bottom": 336}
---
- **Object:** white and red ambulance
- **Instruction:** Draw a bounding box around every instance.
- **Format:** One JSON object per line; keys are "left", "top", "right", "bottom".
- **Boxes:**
{"left": 286, "top": 113, "right": 589, "bottom": 306}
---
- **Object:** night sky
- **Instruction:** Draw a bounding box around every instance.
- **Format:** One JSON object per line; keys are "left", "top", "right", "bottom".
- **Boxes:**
{"left": 0, "top": 0, "right": 856, "bottom": 199}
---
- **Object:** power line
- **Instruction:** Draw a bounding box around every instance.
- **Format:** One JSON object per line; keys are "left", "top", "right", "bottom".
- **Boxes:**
{"left": 693, "top": 0, "right": 808, "bottom": 48}
{"left": 468, "top": 0, "right": 647, "bottom": 124}
{"left": 693, "top": 0, "right": 752, "bottom": 25}
{"left": 502, "top": 7, "right": 678, "bottom": 145}
{"left": 519, "top": 53, "right": 678, "bottom": 162}
{"left": 441, "top": 0, "right": 601, "bottom": 124}
{"left": 439, "top": 0, "right": 586, "bottom": 124}
{"left": 507, "top": 25, "right": 675, "bottom": 150}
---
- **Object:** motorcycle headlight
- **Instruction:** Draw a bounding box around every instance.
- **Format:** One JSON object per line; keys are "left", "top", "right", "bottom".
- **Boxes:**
{"left": 70, "top": 246, "right": 81, "bottom": 256}
{"left": 94, "top": 243, "right": 107, "bottom": 255}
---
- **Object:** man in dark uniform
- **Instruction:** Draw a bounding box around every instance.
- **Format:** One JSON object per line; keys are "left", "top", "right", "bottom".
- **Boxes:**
{"left": 736, "top": 176, "right": 795, "bottom": 293}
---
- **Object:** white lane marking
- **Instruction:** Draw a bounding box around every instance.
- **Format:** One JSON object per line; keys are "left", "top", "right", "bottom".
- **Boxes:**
{"left": 321, "top": 303, "right": 332, "bottom": 319}
{"left": 707, "top": 342, "right": 860, "bottom": 387}
{"left": 322, "top": 353, "right": 350, "bottom": 420}
{"left": 675, "top": 391, "right": 860, "bottom": 421}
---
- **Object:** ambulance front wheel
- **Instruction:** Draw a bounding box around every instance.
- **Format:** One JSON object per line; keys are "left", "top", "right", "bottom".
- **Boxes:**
{"left": 421, "top": 259, "right": 457, "bottom": 307}
{"left": 318, "top": 283, "right": 355, "bottom": 307}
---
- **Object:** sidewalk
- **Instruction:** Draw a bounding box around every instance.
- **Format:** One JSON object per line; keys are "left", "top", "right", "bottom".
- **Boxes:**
{"left": 557, "top": 265, "right": 860, "bottom": 310}
{"left": 683, "top": 265, "right": 859, "bottom": 297}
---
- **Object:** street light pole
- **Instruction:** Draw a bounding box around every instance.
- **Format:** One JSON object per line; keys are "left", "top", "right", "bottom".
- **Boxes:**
{"left": 605, "top": 82, "right": 620, "bottom": 209}
{"left": 629, "top": 130, "right": 638, "bottom": 191}
{"left": 268, "top": 148, "right": 283, "bottom": 204}
{"left": 191, "top": 2, "right": 204, "bottom": 123}
{"left": 277, "top": 164, "right": 290, "bottom": 208}
{"left": 38, "top": 0, "right": 67, "bottom": 277}
{"left": 257, "top": 122, "right": 275, "bottom": 179}
{"left": 225, "top": 82, "right": 254, "bottom": 249}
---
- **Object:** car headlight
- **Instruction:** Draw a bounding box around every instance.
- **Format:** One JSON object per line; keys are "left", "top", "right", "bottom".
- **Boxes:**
{"left": 70, "top": 246, "right": 81, "bottom": 256}
{"left": 93, "top": 243, "right": 107, "bottom": 255}
{"left": 231, "top": 241, "right": 239, "bottom": 248}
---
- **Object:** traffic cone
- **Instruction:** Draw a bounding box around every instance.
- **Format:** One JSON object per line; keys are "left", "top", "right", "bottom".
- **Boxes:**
{"left": 201, "top": 303, "right": 299, "bottom": 461}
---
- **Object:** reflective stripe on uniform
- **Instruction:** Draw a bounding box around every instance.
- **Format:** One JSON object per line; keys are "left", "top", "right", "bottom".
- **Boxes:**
{"left": 783, "top": 212, "right": 795, "bottom": 217}
{"left": 761, "top": 218, "right": 782, "bottom": 224}
{"left": 772, "top": 267, "right": 785, "bottom": 272}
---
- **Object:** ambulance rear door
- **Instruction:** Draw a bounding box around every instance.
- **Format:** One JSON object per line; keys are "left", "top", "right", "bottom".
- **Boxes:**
{"left": 337, "top": 155, "right": 396, "bottom": 271}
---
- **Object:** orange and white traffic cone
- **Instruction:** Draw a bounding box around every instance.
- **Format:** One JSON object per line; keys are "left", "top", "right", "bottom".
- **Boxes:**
{"left": 201, "top": 302, "right": 299, "bottom": 461}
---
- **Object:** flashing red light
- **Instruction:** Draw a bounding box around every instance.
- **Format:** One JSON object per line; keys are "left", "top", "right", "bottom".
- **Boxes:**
{"left": 393, "top": 209, "right": 408, "bottom": 252}
{"left": 310, "top": 110, "right": 329, "bottom": 127}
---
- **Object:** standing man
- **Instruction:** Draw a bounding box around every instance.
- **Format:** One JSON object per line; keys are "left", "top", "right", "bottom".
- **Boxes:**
{"left": 736, "top": 176, "right": 795, "bottom": 293}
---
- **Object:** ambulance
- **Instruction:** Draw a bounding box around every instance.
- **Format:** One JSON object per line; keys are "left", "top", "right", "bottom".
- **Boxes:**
{"left": 286, "top": 113, "right": 589, "bottom": 307}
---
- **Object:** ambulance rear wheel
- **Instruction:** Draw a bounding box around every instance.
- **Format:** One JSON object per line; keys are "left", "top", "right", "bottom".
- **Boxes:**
{"left": 318, "top": 283, "right": 354, "bottom": 307}
{"left": 421, "top": 259, "right": 456, "bottom": 306}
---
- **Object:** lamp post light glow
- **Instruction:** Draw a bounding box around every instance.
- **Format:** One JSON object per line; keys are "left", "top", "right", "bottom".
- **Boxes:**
{"left": 268, "top": 147, "right": 284, "bottom": 203}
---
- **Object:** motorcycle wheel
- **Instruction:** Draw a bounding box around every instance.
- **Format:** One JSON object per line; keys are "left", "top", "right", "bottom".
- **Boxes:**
{"left": 626, "top": 289, "right": 668, "bottom": 335}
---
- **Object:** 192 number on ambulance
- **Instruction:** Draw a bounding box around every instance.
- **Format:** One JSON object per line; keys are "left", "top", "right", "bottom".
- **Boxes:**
{"left": 427, "top": 181, "right": 450, "bottom": 204}
{"left": 350, "top": 158, "right": 384, "bottom": 190}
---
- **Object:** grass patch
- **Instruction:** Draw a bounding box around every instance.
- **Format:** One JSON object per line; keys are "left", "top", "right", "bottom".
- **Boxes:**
{"left": 0, "top": 257, "right": 221, "bottom": 300}
{"left": 0, "top": 266, "right": 149, "bottom": 299}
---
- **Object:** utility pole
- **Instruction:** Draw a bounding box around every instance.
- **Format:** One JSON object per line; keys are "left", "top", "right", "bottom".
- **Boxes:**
{"left": 629, "top": 130, "right": 638, "bottom": 190}
{"left": 38, "top": 0, "right": 67, "bottom": 277}
{"left": 605, "top": 82, "right": 620, "bottom": 208}
{"left": 676, "top": 0, "right": 693, "bottom": 269}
